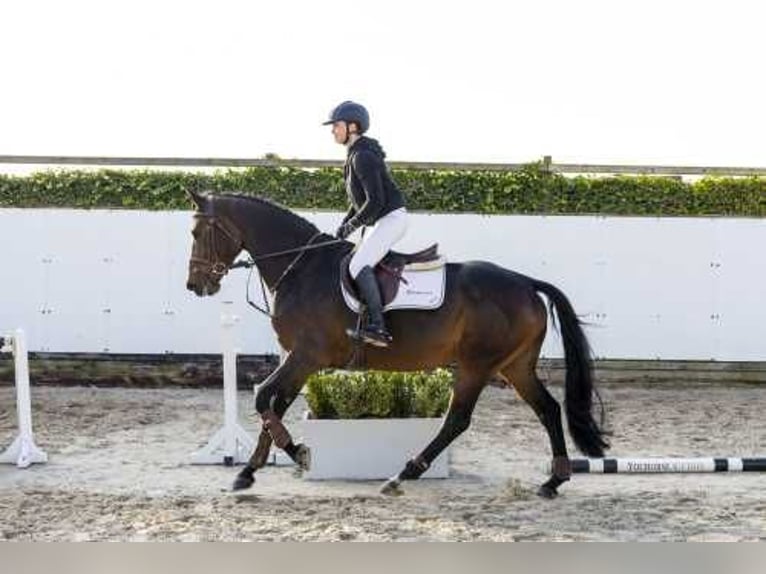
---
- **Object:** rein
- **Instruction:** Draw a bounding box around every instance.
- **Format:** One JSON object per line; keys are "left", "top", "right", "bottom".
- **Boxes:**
{"left": 193, "top": 211, "right": 345, "bottom": 319}
{"left": 240, "top": 232, "right": 342, "bottom": 318}
{"left": 230, "top": 237, "right": 346, "bottom": 267}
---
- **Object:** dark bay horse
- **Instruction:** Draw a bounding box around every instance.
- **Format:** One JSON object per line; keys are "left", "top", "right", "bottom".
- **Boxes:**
{"left": 185, "top": 190, "right": 609, "bottom": 498}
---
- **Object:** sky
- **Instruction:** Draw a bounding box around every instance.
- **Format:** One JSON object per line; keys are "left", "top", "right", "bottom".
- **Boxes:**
{"left": 1, "top": 0, "right": 764, "bottom": 167}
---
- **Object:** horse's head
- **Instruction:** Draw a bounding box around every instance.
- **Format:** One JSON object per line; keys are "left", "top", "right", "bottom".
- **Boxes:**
{"left": 185, "top": 190, "right": 244, "bottom": 297}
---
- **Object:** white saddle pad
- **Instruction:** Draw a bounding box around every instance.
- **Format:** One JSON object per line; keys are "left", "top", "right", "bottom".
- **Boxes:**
{"left": 341, "top": 257, "right": 447, "bottom": 313}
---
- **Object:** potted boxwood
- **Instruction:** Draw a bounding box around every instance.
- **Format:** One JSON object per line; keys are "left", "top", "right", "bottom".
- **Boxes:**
{"left": 299, "top": 369, "right": 453, "bottom": 480}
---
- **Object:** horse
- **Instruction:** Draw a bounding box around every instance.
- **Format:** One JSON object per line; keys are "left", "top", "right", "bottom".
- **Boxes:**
{"left": 185, "top": 190, "right": 609, "bottom": 498}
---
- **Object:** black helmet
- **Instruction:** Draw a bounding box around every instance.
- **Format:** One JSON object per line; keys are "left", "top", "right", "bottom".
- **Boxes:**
{"left": 322, "top": 101, "right": 370, "bottom": 133}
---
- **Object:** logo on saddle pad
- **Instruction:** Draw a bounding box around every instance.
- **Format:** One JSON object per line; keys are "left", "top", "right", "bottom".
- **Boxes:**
{"left": 340, "top": 244, "right": 447, "bottom": 313}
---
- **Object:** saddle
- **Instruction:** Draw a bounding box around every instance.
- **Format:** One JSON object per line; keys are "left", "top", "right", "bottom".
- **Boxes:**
{"left": 341, "top": 243, "right": 442, "bottom": 306}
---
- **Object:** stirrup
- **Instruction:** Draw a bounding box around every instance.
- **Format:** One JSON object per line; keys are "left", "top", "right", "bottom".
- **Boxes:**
{"left": 346, "top": 326, "right": 392, "bottom": 348}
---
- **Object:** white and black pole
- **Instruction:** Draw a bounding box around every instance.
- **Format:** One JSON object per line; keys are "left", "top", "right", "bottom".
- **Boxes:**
{"left": 554, "top": 457, "right": 766, "bottom": 474}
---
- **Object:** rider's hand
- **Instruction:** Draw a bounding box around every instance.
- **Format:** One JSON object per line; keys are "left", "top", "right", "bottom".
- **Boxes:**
{"left": 335, "top": 222, "right": 354, "bottom": 239}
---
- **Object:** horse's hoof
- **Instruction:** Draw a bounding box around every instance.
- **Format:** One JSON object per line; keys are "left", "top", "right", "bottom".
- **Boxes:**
{"left": 537, "top": 484, "right": 558, "bottom": 499}
{"left": 380, "top": 478, "right": 404, "bottom": 497}
{"left": 232, "top": 473, "right": 255, "bottom": 491}
{"left": 295, "top": 444, "right": 312, "bottom": 471}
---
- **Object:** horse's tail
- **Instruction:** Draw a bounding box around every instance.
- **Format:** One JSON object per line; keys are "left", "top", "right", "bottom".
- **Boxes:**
{"left": 531, "top": 278, "right": 609, "bottom": 457}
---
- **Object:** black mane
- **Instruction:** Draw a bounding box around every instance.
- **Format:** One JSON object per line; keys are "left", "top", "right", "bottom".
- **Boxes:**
{"left": 217, "top": 193, "right": 322, "bottom": 238}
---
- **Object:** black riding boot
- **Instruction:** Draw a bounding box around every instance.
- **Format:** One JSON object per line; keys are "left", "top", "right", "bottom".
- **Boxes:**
{"left": 347, "top": 266, "right": 393, "bottom": 348}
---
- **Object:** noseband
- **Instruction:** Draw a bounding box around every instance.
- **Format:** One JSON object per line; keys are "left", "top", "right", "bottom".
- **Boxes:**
{"left": 190, "top": 214, "right": 243, "bottom": 278}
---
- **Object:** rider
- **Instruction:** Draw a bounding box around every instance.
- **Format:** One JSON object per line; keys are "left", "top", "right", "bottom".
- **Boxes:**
{"left": 323, "top": 101, "right": 408, "bottom": 348}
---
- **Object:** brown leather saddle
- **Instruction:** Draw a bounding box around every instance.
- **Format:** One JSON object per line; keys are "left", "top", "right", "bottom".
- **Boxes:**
{"left": 341, "top": 243, "right": 440, "bottom": 306}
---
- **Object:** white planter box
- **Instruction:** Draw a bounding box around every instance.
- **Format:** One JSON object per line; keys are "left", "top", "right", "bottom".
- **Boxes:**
{"left": 299, "top": 416, "right": 450, "bottom": 480}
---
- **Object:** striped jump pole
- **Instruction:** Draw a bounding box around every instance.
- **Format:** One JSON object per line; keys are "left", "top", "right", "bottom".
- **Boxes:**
{"left": 551, "top": 457, "right": 766, "bottom": 474}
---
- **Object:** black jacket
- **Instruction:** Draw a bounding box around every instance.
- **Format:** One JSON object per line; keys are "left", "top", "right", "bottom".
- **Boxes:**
{"left": 341, "top": 137, "right": 405, "bottom": 230}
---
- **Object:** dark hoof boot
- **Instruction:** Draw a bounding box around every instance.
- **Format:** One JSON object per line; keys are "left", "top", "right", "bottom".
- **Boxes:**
{"left": 380, "top": 477, "right": 404, "bottom": 497}
{"left": 232, "top": 468, "right": 255, "bottom": 491}
{"left": 537, "top": 483, "right": 559, "bottom": 499}
{"left": 537, "top": 472, "right": 568, "bottom": 499}
{"left": 294, "top": 443, "right": 312, "bottom": 471}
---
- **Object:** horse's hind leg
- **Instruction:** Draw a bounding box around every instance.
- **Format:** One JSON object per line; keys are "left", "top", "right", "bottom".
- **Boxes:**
{"left": 381, "top": 369, "right": 487, "bottom": 496}
{"left": 501, "top": 356, "right": 571, "bottom": 499}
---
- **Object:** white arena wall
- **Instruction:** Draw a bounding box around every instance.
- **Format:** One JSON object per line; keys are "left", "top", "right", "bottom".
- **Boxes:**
{"left": 0, "top": 208, "right": 763, "bottom": 362}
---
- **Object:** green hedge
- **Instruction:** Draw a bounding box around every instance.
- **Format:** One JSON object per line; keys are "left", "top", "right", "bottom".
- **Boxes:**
{"left": 0, "top": 164, "right": 764, "bottom": 216}
{"left": 304, "top": 369, "right": 453, "bottom": 419}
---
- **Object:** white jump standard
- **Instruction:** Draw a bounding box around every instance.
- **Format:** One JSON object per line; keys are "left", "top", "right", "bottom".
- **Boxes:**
{"left": 190, "top": 308, "right": 291, "bottom": 467}
{"left": 191, "top": 310, "right": 254, "bottom": 465}
{"left": 0, "top": 329, "right": 48, "bottom": 468}
{"left": 563, "top": 457, "right": 766, "bottom": 474}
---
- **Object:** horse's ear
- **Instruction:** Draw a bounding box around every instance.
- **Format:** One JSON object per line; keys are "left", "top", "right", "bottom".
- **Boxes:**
{"left": 186, "top": 189, "right": 208, "bottom": 211}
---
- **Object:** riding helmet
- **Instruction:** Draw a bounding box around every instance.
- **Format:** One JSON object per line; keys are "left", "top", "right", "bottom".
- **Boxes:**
{"left": 322, "top": 101, "right": 370, "bottom": 133}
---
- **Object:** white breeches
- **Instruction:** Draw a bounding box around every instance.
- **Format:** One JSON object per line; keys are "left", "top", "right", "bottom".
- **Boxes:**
{"left": 348, "top": 207, "right": 409, "bottom": 279}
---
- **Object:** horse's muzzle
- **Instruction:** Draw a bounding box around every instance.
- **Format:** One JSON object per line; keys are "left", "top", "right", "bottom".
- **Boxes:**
{"left": 187, "top": 280, "right": 221, "bottom": 297}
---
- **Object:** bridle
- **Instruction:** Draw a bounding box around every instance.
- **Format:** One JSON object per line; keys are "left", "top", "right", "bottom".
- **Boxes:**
{"left": 190, "top": 212, "right": 345, "bottom": 318}
{"left": 189, "top": 213, "right": 244, "bottom": 278}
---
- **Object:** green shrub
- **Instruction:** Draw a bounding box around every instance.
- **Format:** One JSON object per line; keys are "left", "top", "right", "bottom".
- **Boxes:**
{"left": 304, "top": 369, "right": 453, "bottom": 419}
{"left": 1, "top": 164, "right": 764, "bottom": 216}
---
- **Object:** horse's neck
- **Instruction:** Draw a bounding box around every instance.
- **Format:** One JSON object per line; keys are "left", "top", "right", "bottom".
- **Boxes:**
{"left": 221, "top": 198, "right": 317, "bottom": 290}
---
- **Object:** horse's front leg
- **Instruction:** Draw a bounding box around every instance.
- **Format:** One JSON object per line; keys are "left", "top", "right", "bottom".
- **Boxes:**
{"left": 232, "top": 352, "right": 317, "bottom": 491}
